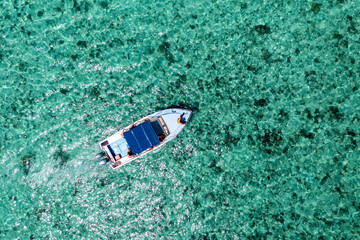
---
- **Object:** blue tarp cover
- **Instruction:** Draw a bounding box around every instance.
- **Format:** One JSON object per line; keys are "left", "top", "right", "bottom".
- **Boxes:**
{"left": 123, "top": 121, "right": 160, "bottom": 155}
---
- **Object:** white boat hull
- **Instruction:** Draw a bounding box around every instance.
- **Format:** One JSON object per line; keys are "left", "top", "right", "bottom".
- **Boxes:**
{"left": 98, "top": 108, "right": 192, "bottom": 169}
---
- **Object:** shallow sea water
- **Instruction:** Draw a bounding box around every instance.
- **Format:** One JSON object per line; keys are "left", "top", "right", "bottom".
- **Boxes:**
{"left": 1, "top": 0, "right": 360, "bottom": 239}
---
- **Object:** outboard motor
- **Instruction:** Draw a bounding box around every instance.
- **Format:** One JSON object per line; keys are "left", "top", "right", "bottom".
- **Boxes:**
{"left": 96, "top": 152, "right": 105, "bottom": 159}
{"left": 99, "top": 158, "right": 110, "bottom": 165}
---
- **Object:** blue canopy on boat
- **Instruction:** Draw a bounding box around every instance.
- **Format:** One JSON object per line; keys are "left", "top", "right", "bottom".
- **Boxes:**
{"left": 123, "top": 121, "right": 160, "bottom": 155}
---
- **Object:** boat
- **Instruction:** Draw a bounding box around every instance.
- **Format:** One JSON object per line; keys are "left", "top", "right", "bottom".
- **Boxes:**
{"left": 97, "top": 108, "right": 192, "bottom": 169}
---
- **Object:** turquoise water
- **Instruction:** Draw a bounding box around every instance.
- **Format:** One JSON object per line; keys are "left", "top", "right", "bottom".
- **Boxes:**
{"left": 1, "top": 0, "right": 360, "bottom": 238}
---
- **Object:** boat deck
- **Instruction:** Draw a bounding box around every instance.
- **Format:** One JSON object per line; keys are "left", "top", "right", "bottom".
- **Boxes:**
{"left": 108, "top": 138, "right": 128, "bottom": 158}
